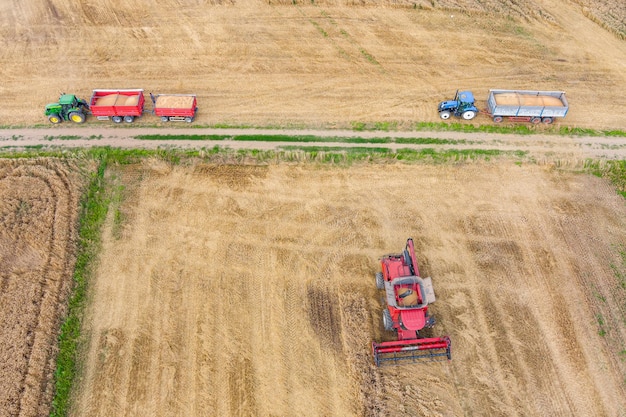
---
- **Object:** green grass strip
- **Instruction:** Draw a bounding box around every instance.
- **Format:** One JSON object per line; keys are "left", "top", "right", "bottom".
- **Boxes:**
{"left": 135, "top": 134, "right": 230, "bottom": 140}
{"left": 50, "top": 151, "right": 110, "bottom": 417}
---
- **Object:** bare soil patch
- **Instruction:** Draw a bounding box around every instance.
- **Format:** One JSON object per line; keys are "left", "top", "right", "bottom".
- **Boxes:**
{"left": 0, "top": 159, "right": 86, "bottom": 417}
{"left": 73, "top": 160, "right": 626, "bottom": 416}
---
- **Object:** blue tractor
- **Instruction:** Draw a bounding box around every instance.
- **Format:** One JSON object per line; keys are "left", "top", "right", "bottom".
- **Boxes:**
{"left": 438, "top": 90, "right": 479, "bottom": 120}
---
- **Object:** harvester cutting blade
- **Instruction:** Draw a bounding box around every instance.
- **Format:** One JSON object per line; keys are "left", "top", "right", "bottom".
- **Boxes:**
{"left": 372, "top": 336, "right": 451, "bottom": 367}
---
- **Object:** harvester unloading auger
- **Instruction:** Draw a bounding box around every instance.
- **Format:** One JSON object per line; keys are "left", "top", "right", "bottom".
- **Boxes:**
{"left": 372, "top": 238, "right": 451, "bottom": 366}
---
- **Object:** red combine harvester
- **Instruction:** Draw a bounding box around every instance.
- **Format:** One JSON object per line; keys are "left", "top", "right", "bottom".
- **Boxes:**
{"left": 372, "top": 238, "right": 451, "bottom": 366}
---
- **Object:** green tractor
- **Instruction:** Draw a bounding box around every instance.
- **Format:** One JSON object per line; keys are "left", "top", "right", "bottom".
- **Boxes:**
{"left": 45, "top": 94, "right": 89, "bottom": 124}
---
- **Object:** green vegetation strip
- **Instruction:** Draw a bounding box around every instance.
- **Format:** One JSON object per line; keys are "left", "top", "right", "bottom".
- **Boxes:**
{"left": 51, "top": 152, "right": 109, "bottom": 417}
{"left": 135, "top": 134, "right": 230, "bottom": 140}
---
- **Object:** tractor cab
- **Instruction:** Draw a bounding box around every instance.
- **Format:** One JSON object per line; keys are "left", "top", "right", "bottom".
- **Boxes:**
{"left": 438, "top": 90, "right": 479, "bottom": 120}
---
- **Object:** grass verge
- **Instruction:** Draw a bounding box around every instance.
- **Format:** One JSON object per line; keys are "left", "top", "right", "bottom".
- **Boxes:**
{"left": 50, "top": 152, "right": 109, "bottom": 417}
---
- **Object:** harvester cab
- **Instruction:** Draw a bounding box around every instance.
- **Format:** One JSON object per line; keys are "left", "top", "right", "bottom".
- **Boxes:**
{"left": 45, "top": 93, "right": 89, "bottom": 124}
{"left": 438, "top": 90, "right": 478, "bottom": 120}
{"left": 372, "top": 238, "right": 451, "bottom": 366}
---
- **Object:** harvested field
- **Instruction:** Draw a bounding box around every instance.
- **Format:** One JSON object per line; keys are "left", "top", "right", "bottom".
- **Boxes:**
{"left": 0, "top": 0, "right": 625, "bottom": 130}
{"left": 70, "top": 160, "right": 626, "bottom": 417}
{"left": 0, "top": 159, "right": 86, "bottom": 417}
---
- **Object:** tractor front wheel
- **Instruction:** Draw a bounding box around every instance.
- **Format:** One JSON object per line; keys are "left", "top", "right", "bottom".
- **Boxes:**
{"left": 375, "top": 272, "right": 384, "bottom": 289}
{"left": 48, "top": 114, "right": 62, "bottom": 124}
{"left": 439, "top": 111, "right": 451, "bottom": 120}
{"left": 69, "top": 112, "right": 86, "bottom": 124}
{"left": 382, "top": 309, "right": 393, "bottom": 331}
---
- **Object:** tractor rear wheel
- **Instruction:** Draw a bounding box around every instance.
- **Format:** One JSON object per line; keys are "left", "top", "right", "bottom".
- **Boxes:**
{"left": 48, "top": 114, "right": 62, "bottom": 124}
{"left": 439, "top": 111, "right": 451, "bottom": 120}
{"left": 462, "top": 110, "right": 476, "bottom": 120}
{"left": 375, "top": 272, "right": 384, "bottom": 289}
{"left": 69, "top": 112, "right": 86, "bottom": 124}
{"left": 382, "top": 309, "right": 393, "bottom": 331}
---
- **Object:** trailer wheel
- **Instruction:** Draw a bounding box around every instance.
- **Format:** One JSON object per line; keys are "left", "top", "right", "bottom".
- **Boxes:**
{"left": 439, "top": 111, "right": 451, "bottom": 120}
{"left": 542, "top": 117, "right": 553, "bottom": 124}
{"left": 462, "top": 110, "right": 476, "bottom": 120}
{"left": 382, "top": 309, "right": 393, "bottom": 331}
{"left": 112, "top": 116, "right": 123, "bottom": 123}
{"left": 375, "top": 272, "right": 384, "bottom": 289}
{"left": 531, "top": 117, "right": 541, "bottom": 124}
{"left": 185, "top": 117, "right": 193, "bottom": 123}
{"left": 69, "top": 112, "right": 86, "bottom": 124}
{"left": 48, "top": 114, "right": 62, "bottom": 124}
{"left": 161, "top": 116, "right": 169, "bottom": 122}
{"left": 493, "top": 116, "right": 503, "bottom": 123}
{"left": 124, "top": 116, "right": 135, "bottom": 123}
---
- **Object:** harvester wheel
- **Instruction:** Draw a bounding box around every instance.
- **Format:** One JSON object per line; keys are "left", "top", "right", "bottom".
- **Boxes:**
{"left": 124, "top": 116, "right": 135, "bottom": 123}
{"left": 382, "top": 309, "right": 393, "bottom": 331}
{"left": 69, "top": 112, "right": 86, "bottom": 124}
{"left": 462, "top": 110, "right": 476, "bottom": 120}
{"left": 375, "top": 272, "right": 384, "bottom": 289}
{"left": 48, "top": 114, "right": 62, "bottom": 124}
{"left": 112, "top": 116, "right": 123, "bottom": 123}
{"left": 439, "top": 111, "right": 451, "bottom": 120}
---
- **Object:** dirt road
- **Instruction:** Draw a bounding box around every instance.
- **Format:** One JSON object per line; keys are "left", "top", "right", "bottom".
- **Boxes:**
{"left": 2, "top": 127, "right": 626, "bottom": 160}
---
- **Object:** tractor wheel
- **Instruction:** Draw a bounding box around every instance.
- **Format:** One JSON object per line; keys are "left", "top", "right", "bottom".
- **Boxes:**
{"left": 124, "top": 116, "right": 135, "bottom": 123}
{"left": 439, "top": 111, "right": 451, "bottom": 120}
{"left": 462, "top": 110, "right": 476, "bottom": 120}
{"left": 382, "top": 309, "right": 393, "bottom": 331}
{"left": 493, "top": 116, "right": 503, "bottom": 123}
{"left": 375, "top": 272, "right": 384, "bottom": 289}
{"left": 48, "top": 114, "right": 62, "bottom": 124}
{"left": 112, "top": 116, "right": 123, "bottom": 123}
{"left": 69, "top": 112, "right": 86, "bottom": 124}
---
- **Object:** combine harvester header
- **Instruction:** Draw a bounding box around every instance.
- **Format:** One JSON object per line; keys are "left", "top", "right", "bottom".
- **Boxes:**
{"left": 372, "top": 238, "right": 451, "bottom": 366}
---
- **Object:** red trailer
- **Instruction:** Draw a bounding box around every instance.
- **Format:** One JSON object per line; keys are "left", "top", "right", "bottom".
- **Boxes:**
{"left": 150, "top": 93, "right": 198, "bottom": 122}
{"left": 89, "top": 89, "right": 145, "bottom": 123}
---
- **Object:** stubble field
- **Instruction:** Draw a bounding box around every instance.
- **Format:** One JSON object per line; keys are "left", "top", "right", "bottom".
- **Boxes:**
{"left": 0, "top": 0, "right": 625, "bottom": 129}
{"left": 1, "top": 0, "right": 626, "bottom": 416}
{"left": 0, "top": 159, "right": 85, "bottom": 417}
{"left": 67, "top": 159, "right": 626, "bottom": 417}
